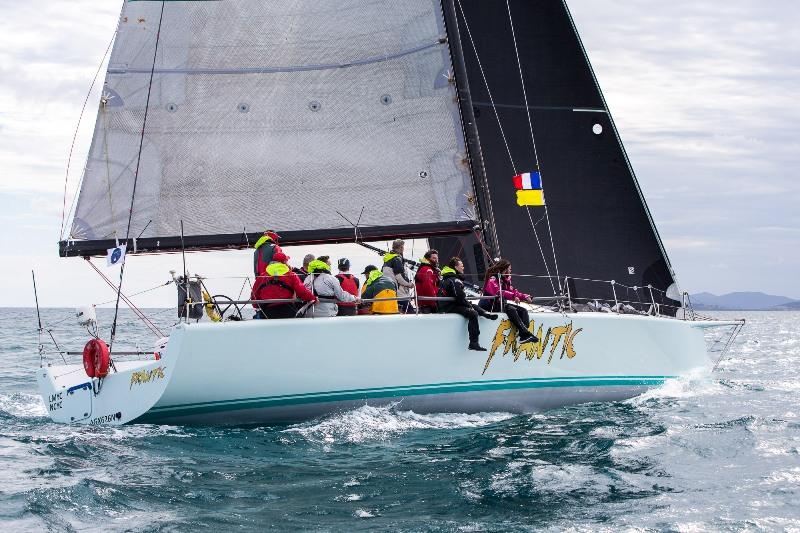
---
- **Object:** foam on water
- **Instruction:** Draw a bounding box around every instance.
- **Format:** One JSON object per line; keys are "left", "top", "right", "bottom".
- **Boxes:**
{"left": 285, "top": 403, "right": 515, "bottom": 444}
{"left": 0, "top": 392, "right": 47, "bottom": 418}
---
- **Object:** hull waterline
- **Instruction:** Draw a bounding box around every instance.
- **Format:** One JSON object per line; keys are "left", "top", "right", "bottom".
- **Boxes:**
{"left": 37, "top": 312, "right": 733, "bottom": 426}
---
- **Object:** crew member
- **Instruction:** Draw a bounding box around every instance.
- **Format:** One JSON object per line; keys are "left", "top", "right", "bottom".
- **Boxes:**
{"left": 382, "top": 239, "right": 415, "bottom": 313}
{"left": 335, "top": 258, "right": 360, "bottom": 316}
{"left": 251, "top": 252, "right": 316, "bottom": 319}
{"left": 415, "top": 249, "right": 440, "bottom": 313}
{"left": 480, "top": 259, "right": 538, "bottom": 344}
{"left": 292, "top": 253, "right": 315, "bottom": 282}
{"left": 439, "top": 257, "right": 497, "bottom": 351}
{"left": 303, "top": 257, "right": 357, "bottom": 317}
{"left": 253, "top": 230, "right": 282, "bottom": 277}
{"left": 361, "top": 265, "right": 399, "bottom": 315}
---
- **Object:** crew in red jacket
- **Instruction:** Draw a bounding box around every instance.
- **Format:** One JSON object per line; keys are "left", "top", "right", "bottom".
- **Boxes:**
{"left": 415, "top": 249, "right": 440, "bottom": 313}
{"left": 251, "top": 252, "right": 316, "bottom": 319}
{"left": 253, "top": 230, "right": 282, "bottom": 277}
{"left": 335, "top": 258, "right": 361, "bottom": 316}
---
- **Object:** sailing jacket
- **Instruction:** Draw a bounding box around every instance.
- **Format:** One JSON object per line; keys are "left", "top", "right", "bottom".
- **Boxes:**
{"left": 414, "top": 260, "right": 440, "bottom": 311}
{"left": 335, "top": 273, "right": 360, "bottom": 308}
{"left": 253, "top": 237, "right": 282, "bottom": 277}
{"left": 252, "top": 262, "right": 315, "bottom": 308}
{"left": 303, "top": 261, "right": 356, "bottom": 317}
{"left": 382, "top": 253, "right": 415, "bottom": 300}
{"left": 438, "top": 267, "right": 470, "bottom": 313}
{"left": 292, "top": 267, "right": 309, "bottom": 283}
{"left": 361, "top": 270, "right": 399, "bottom": 314}
{"left": 480, "top": 276, "right": 531, "bottom": 312}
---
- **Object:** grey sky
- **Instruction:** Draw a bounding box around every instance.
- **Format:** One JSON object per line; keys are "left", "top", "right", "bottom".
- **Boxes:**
{"left": 0, "top": 0, "right": 798, "bottom": 307}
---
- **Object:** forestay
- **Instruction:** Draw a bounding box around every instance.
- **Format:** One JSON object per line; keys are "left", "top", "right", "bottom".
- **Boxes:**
{"left": 64, "top": 0, "right": 475, "bottom": 256}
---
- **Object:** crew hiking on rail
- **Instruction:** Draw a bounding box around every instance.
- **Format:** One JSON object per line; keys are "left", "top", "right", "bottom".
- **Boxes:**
{"left": 247, "top": 232, "right": 538, "bottom": 351}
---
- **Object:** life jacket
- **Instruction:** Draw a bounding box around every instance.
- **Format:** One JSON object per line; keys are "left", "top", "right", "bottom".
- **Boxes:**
{"left": 253, "top": 262, "right": 294, "bottom": 306}
{"left": 415, "top": 260, "right": 439, "bottom": 309}
{"left": 336, "top": 273, "right": 359, "bottom": 307}
{"left": 438, "top": 266, "right": 464, "bottom": 312}
{"left": 383, "top": 253, "right": 410, "bottom": 281}
{"left": 253, "top": 236, "right": 280, "bottom": 277}
{"left": 362, "top": 270, "right": 398, "bottom": 314}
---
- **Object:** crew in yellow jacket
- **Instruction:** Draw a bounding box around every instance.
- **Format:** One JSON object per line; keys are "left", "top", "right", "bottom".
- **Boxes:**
{"left": 360, "top": 265, "right": 399, "bottom": 314}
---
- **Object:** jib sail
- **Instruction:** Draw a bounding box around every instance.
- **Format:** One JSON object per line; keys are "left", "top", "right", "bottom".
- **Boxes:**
{"left": 441, "top": 0, "right": 680, "bottom": 309}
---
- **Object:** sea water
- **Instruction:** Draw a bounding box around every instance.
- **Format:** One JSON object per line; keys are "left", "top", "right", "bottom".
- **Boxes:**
{"left": 1, "top": 308, "right": 798, "bottom": 531}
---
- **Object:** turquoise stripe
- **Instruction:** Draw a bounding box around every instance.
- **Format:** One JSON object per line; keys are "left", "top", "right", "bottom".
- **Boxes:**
{"left": 139, "top": 376, "right": 670, "bottom": 421}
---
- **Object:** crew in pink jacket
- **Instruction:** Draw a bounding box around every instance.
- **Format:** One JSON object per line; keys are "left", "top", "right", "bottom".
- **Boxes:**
{"left": 480, "top": 260, "right": 538, "bottom": 344}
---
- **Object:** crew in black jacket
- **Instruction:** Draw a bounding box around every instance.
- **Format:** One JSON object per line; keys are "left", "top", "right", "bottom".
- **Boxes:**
{"left": 438, "top": 257, "right": 498, "bottom": 351}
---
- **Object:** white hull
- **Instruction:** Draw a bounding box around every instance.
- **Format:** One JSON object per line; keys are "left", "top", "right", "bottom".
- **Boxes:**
{"left": 37, "top": 312, "right": 738, "bottom": 426}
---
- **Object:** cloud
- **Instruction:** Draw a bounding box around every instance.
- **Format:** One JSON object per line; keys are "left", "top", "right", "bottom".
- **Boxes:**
{"left": 569, "top": 0, "right": 800, "bottom": 296}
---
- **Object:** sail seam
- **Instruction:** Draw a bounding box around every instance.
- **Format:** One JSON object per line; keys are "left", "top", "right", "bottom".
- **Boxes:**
{"left": 107, "top": 41, "right": 442, "bottom": 76}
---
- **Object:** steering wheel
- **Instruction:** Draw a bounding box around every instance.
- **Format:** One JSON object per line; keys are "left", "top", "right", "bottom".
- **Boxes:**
{"left": 212, "top": 295, "right": 243, "bottom": 321}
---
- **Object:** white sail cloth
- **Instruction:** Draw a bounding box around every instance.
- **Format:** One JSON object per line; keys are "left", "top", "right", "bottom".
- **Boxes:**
{"left": 70, "top": 0, "right": 473, "bottom": 244}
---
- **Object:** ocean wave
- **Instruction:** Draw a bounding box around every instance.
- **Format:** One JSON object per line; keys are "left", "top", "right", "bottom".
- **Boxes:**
{"left": 284, "top": 403, "right": 514, "bottom": 443}
{"left": 0, "top": 392, "right": 47, "bottom": 419}
{"left": 626, "top": 370, "right": 723, "bottom": 407}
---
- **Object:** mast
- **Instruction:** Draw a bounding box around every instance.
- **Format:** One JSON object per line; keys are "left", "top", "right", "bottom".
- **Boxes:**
{"left": 439, "top": 0, "right": 498, "bottom": 257}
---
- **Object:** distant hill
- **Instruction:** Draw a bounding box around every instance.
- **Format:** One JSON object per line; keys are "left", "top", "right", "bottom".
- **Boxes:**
{"left": 690, "top": 292, "right": 798, "bottom": 310}
{"left": 771, "top": 301, "right": 800, "bottom": 311}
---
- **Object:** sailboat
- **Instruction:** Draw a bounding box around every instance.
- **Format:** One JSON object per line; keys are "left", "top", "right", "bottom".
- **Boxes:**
{"left": 39, "top": 0, "right": 742, "bottom": 425}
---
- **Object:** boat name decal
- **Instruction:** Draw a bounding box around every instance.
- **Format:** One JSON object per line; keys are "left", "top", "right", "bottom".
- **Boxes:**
{"left": 88, "top": 412, "right": 123, "bottom": 425}
{"left": 48, "top": 392, "right": 63, "bottom": 412}
{"left": 483, "top": 319, "right": 583, "bottom": 374}
{"left": 130, "top": 366, "right": 166, "bottom": 390}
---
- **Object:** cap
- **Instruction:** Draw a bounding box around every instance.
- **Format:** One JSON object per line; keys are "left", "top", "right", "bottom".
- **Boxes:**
{"left": 362, "top": 264, "right": 378, "bottom": 275}
{"left": 338, "top": 258, "right": 350, "bottom": 270}
{"left": 264, "top": 230, "right": 280, "bottom": 242}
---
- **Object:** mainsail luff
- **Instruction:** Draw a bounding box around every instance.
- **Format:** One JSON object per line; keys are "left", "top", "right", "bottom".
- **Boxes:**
{"left": 439, "top": 0, "right": 497, "bottom": 257}
{"left": 64, "top": 0, "right": 479, "bottom": 256}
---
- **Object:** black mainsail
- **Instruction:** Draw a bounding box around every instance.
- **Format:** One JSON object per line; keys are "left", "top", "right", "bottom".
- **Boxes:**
{"left": 440, "top": 0, "right": 680, "bottom": 308}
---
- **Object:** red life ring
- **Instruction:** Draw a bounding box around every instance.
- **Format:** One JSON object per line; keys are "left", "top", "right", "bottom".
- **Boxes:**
{"left": 83, "top": 339, "right": 110, "bottom": 378}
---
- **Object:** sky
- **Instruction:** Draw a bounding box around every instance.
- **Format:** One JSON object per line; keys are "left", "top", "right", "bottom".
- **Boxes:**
{"left": 0, "top": 0, "right": 798, "bottom": 309}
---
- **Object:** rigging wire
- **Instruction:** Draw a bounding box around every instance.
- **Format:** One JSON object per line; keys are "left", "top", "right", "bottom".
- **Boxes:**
{"left": 505, "top": 0, "right": 562, "bottom": 294}
{"left": 110, "top": 1, "right": 167, "bottom": 352}
{"left": 60, "top": 15, "right": 121, "bottom": 241}
{"left": 455, "top": 0, "right": 558, "bottom": 295}
{"left": 87, "top": 259, "right": 166, "bottom": 338}
{"left": 95, "top": 281, "right": 171, "bottom": 306}
{"left": 454, "top": 0, "right": 516, "bottom": 173}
